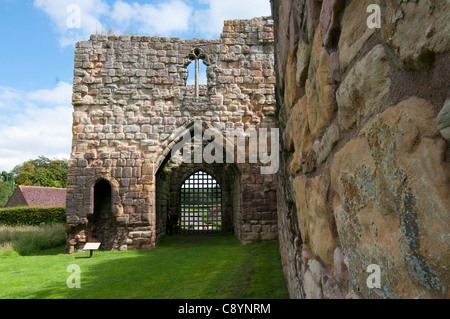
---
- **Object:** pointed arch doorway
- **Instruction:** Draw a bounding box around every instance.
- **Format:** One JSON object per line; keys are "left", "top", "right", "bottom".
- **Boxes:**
{"left": 154, "top": 119, "right": 241, "bottom": 241}
{"left": 180, "top": 170, "right": 222, "bottom": 234}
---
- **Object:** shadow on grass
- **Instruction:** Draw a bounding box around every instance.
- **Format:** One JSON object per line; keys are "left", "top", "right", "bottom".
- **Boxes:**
{"left": 25, "top": 234, "right": 288, "bottom": 299}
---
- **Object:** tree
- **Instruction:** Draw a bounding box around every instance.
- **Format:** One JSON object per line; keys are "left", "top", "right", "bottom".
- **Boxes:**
{"left": 11, "top": 156, "right": 68, "bottom": 189}
{"left": 13, "top": 162, "right": 36, "bottom": 186}
{"left": 0, "top": 171, "right": 14, "bottom": 207}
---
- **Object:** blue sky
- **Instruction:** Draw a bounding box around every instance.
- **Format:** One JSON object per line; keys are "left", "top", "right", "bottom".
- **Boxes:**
{"left": 0, "top": 0, "right": 271, "bottom": 172}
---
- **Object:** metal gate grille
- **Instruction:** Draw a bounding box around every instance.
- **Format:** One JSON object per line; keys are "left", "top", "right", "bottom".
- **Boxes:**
{"left": 180, "top": 171, "right": 222, "bottom": 234}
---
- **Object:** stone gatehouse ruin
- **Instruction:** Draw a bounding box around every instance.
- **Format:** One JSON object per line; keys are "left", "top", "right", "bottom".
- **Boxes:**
{"left": 66, "top": 17, "right": 278, "bottom": 253}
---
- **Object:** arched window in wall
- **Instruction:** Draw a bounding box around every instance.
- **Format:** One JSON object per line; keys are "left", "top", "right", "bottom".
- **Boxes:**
{"left": 186, "top": 48, "right": 208, "bottom": 97}
{"left": 186, "top": 59, "right": 207, "bottom": 85}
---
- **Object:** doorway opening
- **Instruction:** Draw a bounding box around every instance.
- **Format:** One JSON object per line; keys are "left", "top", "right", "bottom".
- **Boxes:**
{"left": 180, "top": 170, "right": 222, "bottom": 234}
{"left": 87, "top": 179, "right": 116, "bottom": 249}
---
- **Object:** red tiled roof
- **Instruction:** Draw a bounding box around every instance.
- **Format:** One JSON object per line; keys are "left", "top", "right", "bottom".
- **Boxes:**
{"left": 18, "top": 186, "right": 66, "bottom": 207}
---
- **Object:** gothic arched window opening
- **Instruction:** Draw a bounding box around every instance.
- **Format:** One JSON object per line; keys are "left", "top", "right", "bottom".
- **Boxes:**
{"left": 187, "top": 48, "right": 208, "bottom": 97}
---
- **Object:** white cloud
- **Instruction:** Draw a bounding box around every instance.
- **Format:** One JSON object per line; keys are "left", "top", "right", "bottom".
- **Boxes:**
{"left": 193, "top": 0, "right": 272, "bottom": 38}
{"left": 34, "top": 0, "right": 271, "bottom": 46}
{"left": 111, "top": 0, "right": 193, "bottom": 35}
{"left": 34, "top": 0, "right": 193, "bottom": 46}
{"left": 34, "top": 0, "right": 110, "bottom": 47}
{"left": 110, "top": 0, "right": 134, "bottom": 23}
{"left": 34, "top": 0, "right": 109, "bottom": 31}
{"left": 27, "top": 82, "right": 73, "bottom": 105}
{"left": 0, "top": 82, "right": 73, "bottom": 172}
{"left": 0, "top": 87, "right": 24, "bottom": 110}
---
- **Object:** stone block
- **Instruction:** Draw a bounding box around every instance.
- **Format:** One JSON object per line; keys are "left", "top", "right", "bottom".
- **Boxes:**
{"left": 123, "top": 125, "right": 140, "bottom": 133}
{"left": 295, "top": 40, "right": 312, "bottom": 87}
{"left": 123, "top": 167, "right": 133, "bottom": 178}
{"left": 289, "top": 95, "right": 312, "bottom": 175}
{"left": 293, "top": 174, "right": 336, "bottom": 269}
{"left": 338, "top": 0, "right": 376, "bottom": 72}
{"left": 319, "top": 0, "right": 345, "bottom": 48}
{"left": 321, "top": 275, "right": 345, "bottom": 299}
{"left": 314, "top": 123, "right": 340, "bottom": 165}
{"left": 305, "top": 25, "right": 335, "bottom": 139}
{"left": 330, "top": 97, "right": 449, "bottom": 298}
{"left": 336, "top": 45, "right": 391, "bottom": 131}
{"left": 437, "top": 99, "right": 450, "bottom": 140}
{"left": 381, "top": 0, "right": 450, "bottom": 70}
{"left": 303, "top": 269, "right": 323, "bottom": 299}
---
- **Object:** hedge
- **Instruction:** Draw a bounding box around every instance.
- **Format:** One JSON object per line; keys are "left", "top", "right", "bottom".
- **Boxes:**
{"left": 0, "top": 206, "right": 66, "bottom": 226}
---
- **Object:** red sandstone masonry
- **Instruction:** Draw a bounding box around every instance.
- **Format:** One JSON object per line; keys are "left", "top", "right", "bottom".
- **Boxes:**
{"left": 273, "top": 0, "right": 450, "bottom": 299}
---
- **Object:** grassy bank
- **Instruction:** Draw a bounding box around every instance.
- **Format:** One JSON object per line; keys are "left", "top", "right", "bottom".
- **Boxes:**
{"left": 0, "top": 232, "right": 288, "bottom": 299}
{"left": 0, "top": 224, "right": 66, "bottom": 256}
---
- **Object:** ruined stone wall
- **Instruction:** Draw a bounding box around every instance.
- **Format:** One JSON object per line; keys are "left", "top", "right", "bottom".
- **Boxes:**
{"left": 272, "top": 0, "right": 449, "bottom": 299}
{"left": 66, "top": 17, "right": 278, "bottom": 253}
{"left": 155, "top": 170, "right": 169, "bottom": 243}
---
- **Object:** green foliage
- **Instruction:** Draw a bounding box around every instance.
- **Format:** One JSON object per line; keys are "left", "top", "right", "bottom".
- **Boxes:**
{"left": 12, "top": 156, "right": 68, "bottom": 188}
{"left": 0, "top": 171, "right": 14, "bottom": 207}
{"left": 0, "top": 206, "right": 66, "bottom": 226}
{"left": 0, "top": 156, "right": 67, "bottom": 206}
{"left": 0, "top": 224, "right": 66, "bottom": 256}
{"left": 1, "top": 171, "right": 14, "bottom": 182}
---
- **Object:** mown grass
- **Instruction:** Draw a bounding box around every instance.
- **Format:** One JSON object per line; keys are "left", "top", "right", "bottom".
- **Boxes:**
{"left": 0, "top": 228, "right": 288, "bottom": 299}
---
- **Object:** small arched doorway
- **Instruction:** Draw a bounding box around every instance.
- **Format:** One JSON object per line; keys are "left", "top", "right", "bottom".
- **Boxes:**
{"left": 94, "top": 179, "right": 111, "bottom": 219}
{"left": 87, "top": 178, "right": 116, "bottom": 249}
{"left": 180, "top": 170, "right": 222, "bottom": 234}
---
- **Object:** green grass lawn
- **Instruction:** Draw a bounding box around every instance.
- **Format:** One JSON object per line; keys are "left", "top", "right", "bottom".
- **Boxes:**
{"left": 0, "top": 234, "right": 289, "bottom": 299}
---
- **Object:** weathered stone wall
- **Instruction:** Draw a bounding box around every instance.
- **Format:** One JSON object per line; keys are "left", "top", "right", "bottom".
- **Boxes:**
{"left": 155, "top": 169, "right": 169, "bottom": 243}
{"left": 272, "top": 0, "right": 449, "bottom": 299}
{"left": 66, "top": 17, "right": 278, "bottom": 253}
